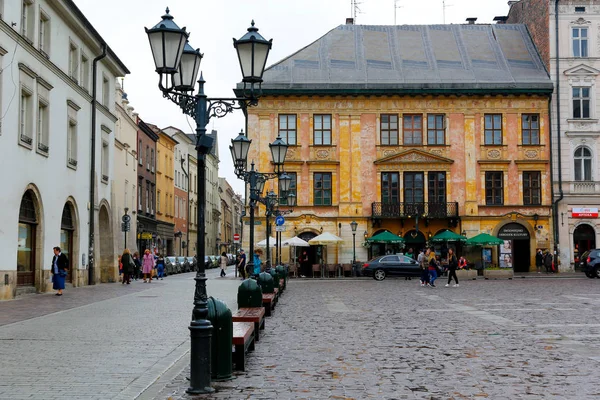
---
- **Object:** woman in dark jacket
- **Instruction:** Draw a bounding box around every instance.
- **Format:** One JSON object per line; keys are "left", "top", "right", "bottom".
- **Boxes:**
{"left": 132, "top": 252, "right": 141, "bottom": 280}
{"left": 121, "top": 249, "right": 134, "bottom": 285}
{"left": 445, "top": 248, "right": 459, "bottom": 287}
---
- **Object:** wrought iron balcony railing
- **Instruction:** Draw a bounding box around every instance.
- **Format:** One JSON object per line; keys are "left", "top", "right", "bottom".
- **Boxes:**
{"left": 372, "top": 202, "right": 459, "bottom": 219}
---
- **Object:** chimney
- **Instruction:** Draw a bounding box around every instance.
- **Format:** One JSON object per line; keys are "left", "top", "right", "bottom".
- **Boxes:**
{"left": 508, "top": 1, "right": 519, "bottom": 6}
{"left": 493, "top": 16, "right": 508, "bottom": 24}
{"left": 346, "top": 17, "right": 354, "bottom": 25}
{"left": 466, "top": 17, "right": 477, "bottom": 25}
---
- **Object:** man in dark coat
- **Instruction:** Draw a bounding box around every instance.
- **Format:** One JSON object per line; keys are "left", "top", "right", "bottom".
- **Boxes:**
{"left": 52, "top": 246, "right": 69, "bottom": 296}
{"left": 544, "top": 251, "right": 553, "bottom": 274}
{"left": 535, "top": 249, "right": 544, "bottom": 274}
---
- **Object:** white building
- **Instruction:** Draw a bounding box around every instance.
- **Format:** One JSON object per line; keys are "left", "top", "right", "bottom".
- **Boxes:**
{"left": 205, "top": 130, "right": 221, "bottom": 256}
{"left": 0, "top": 0, "right": 128, "bottom": 299}
{"left": 112, "top": 81, "right": 138, "bottom": 257}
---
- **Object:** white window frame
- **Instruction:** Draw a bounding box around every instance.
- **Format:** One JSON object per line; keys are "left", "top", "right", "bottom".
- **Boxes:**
{"left": 36, "top": 98, "right": 49, "bottom": 154}
{"left": 572, "top": 27, "right": 589, "bottom": 58}
{"left": 101, "top": 141, "right": 109, "bottom": 183}
{"left": 68, "top": 41, "right": 78, "bottom": 82}
{"left": 572, "top": 85, "right": 592, "bottom": 119}
{"left": 39, "top": 8, "right": 50, "bottom": 57}
{"left": 157, "top": 190, "right": 161, "bottom": 213}
{"left": 19, "top": 86, "right": 33, "bottom": 148}
{"left": 574, "top": 146, "right": 593, "bottom": 181}
{"left": 102, "top": 75, "right": 109, "bottom": 106}
{"left": 22, "top": 0, "right": 35, "bottom": 43}
{"left": 80, "top": 52, "right": 89, "bottom": 91}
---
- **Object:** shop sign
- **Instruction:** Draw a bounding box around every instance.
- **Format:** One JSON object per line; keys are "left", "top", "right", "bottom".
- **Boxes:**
{"left": 497, "top": 223, "right": 529, "bottom": 239}
{"left": 137, "top": 232, "right": 153, "bottom": 240}
{"left": 572, "top": 208, "right": 598, "bottom": 218}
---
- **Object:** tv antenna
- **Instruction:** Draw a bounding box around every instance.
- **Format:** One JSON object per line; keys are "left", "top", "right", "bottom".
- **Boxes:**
{"left": 442, "top": 0, "right": 453, "bottom": 24}
{"left": 350, "top": 0, "right": 363, "bottom": 22}
{"left": 394, "top": 0, "right": 403, "bottom": 25}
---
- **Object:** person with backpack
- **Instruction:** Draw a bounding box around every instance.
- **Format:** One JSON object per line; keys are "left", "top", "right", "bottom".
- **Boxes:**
{"left": 445, "top": 248, "right": 459, "bottom": 287}
{"left": 156, "top": 254, "right": 165, "bottom": 280}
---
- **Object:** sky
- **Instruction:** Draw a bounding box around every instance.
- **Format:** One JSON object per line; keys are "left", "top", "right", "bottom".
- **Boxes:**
{"left": 75, "top": 0, "right": 513, "bottom": 195}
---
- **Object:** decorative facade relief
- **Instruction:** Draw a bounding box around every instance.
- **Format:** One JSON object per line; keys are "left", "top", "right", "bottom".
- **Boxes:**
{"left": 316, "top": 149, "right": 330, "bottom": 159}
{"left": 487, "top": 149, "right": 501, "bottom": 159}
{"left": 525, "top": 150, "right": 538, "bottom": 159}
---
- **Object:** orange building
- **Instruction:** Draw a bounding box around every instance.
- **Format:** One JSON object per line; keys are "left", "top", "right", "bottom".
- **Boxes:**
{"left": 238, "top": 22, "right": 554, "bottom": 272}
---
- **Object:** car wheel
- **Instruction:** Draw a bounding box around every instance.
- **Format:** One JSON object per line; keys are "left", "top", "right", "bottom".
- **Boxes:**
{"left": 373, "top": 269, "right": 386, "bottom": 281}
{"left": 585, "top": 271, "right": 594, "bottom": 278}
{"left": 594, "top": 267, "right": 600, "bottom": 279}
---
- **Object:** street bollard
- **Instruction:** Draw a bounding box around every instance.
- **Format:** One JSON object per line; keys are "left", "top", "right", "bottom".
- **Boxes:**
{"left": 275, "top": 265, "right": 287, "bottom": 290}
{"left": 237, "top": 279, "right": 263, "bottom": 308}
{"left": 206, "top": 297, "right": 232, "bottom": 381}
{"left": 269, "top": 269, "right": 280, "bottom": 292}
{"left": 257, "top": 272, "right": 275, "bottom": 294}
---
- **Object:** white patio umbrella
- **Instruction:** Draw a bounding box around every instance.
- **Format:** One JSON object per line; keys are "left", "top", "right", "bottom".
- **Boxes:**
{"left": 256, "top": 237, "right": 277, "bottom": 247}
{"left": 308, "top": 232, "right": 344, "bottom": 265}
{"left": 282, "top": 236, "right": 310, "bottom": 268}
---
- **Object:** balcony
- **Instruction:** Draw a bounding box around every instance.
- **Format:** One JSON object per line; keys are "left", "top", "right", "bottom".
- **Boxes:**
{"left": 372, "top": 202, "right": 459, "bottom": 219}
{"left": 562, "top": 181, "right": 600, "bottom": 195}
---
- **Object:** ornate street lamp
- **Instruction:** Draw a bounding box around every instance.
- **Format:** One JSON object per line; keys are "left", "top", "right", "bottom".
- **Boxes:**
{"left": 145, "top": 9, "right": 272, "bottom": 394}
{"left": 350, "top": 221, "right": 358, "bottom": 265}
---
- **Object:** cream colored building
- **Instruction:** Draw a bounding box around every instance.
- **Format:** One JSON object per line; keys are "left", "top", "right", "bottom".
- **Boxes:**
{"left": 112, "top": 81, "right": 139, "bottom": 256}
{"left": 205, "top": 130, "right": 221, "bottom": 256}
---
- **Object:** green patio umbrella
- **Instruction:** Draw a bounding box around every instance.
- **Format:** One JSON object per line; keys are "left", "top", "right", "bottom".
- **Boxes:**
{"left": 366, "top": 231, "right": 405, "bottom": 244}
{"left": 430, "top": 230, "right": 466, "bottom": 243}
{"left": 465, "top": 233, "right": 504, "bottom": 246}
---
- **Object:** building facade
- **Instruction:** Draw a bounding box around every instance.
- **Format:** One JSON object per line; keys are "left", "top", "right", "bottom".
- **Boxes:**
{"left": 154, "top": 126, "right": 177, "bottom": 256}
{"left": 218, "top": 178, "right": 235, "bottom": 254}
{"left": 0, "top": 0, "right": 127, "bottom": 299}
{"left": 136, "top": 119, "right": 158, "bottom": 254}
{"left": 113, "top": 81, "right": 138, "bottom": 258}
{"left": 239, "top": 22, "right": 554, "bottom": 271}
{"left": 188, "top": 153, "right": 198, "bottom": 257}
{"left": 205, "top": 130, "right": 221, "bottom": 257}
{"left": 506, "top": 0, "right": 600, "bottom": 270}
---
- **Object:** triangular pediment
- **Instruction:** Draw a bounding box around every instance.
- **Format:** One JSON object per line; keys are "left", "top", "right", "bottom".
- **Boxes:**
{"left": 374, "top": 149, "right": 454, "bottom": 165}
{"left": 564, "top": 64, "right": 600, "bottom": 76}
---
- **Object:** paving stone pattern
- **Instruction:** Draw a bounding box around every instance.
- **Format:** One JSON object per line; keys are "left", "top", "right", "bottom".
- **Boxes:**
{"left": 155, "top": 277, "right": 600, "bottom": 400}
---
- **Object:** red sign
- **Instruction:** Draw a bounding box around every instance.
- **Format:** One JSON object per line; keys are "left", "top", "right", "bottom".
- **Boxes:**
{"left": 233, "top": 233, "right": 240, "bottom": 243}
{"left": 572, "top": 208, "right": 599, "bottom": 218}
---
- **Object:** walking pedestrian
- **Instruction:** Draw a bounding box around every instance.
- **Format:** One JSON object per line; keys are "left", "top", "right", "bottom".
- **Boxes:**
{"left": 300, "top": 250, "right": 309, "bottom": 278}
{"left": 535, "top": 249, "right": 543, "bottom": 274}
{"left": 121, "top": 249, "right": 134, "bottom": 285}
{"left": 51, "top": 246, "right": 69, "bottom": 296}
{"left": 418, "top": 249, "right": 429, "bottom": 287}
{"left": 253, "top": 248, "right": 263, "bottom": 277}
{"left": 544, "top": 250, "right": 553, "bottom": 273}
{"left": 238, "top": 249, "right": 247, "bottom": 280}
{"left": 445, "top": 248, "right": 459, "bottom": 287}
{"left": 220, "top": 252, "right": 228, "bottom": 277}
{"left": 142, "top": 249, "right": 155, "bottom": 282}
{"left": 133, "top": 252, "right": 141, "bottom": 280}
{"left": 156, "top": 254, "right": 165, "bottom": 280}
{"left": 118, "top": 255, "right": 123, "bottom": 281}
{"left": 428, "top": 248, "right": 438, "bottom": 287}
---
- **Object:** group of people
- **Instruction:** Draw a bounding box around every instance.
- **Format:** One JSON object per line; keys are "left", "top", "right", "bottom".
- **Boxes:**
{"left": 416, "top": 247, "right": 466, "bottom": 288}
{"left": 118, "top": 249, "right": 165, "bottom": 284}
{"left": 536, "top": 248, "right": 555, "bottom": 273}
{"left": 232, "top": 248, "right": 266, "bottom": 280}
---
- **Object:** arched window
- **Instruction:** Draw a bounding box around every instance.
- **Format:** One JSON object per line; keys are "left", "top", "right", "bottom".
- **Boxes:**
{"left": 574, "top": 147, "right": 592, "bottom": 181}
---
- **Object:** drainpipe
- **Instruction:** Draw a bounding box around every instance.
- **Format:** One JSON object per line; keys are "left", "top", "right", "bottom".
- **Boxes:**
{"left": 182, "top": 154, "right": 190, "bottom": 257}
{"left": 88, "top": 43, "right": 107, "bottom": 285}
{"left": 552, "top": 0, "right": 564, "bottom": 256}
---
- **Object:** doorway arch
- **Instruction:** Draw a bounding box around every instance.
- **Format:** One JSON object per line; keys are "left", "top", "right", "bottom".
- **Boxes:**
{"left": 497, "top": 222, "right": 531, "bottom": 273}
{"left": 98, "top": 203, "right": 114, "bottom": 283}
{"left": 61, "top": 201, "right": 79, "bottom": 285}
{"left": 573, "top": 223, "right": 596, "bottom": 264}
{"left": 17, "top": 187, "right": 44, "bottom": 291}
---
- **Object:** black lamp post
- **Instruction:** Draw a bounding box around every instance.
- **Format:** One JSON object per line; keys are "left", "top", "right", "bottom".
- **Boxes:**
{"left": 350, "top": 220, "right": 358, "bottom": 265}
{"left": 231, "top": 131, "right": 289, "bottom": 276}
{"left": 145, "top": 9, "right": 272, "bottom": 394}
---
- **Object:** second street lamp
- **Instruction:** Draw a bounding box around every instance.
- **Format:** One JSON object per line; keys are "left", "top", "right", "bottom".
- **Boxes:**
{"left": 145, "top": 9, "right": 272, "bottom": 394}
{"left": 350, "top": 220, "right": 358, "bottom": 265}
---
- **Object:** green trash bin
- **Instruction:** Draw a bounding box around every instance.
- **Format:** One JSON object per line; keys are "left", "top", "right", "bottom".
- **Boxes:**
{"left": 207, "top": 296, "right": 232, "bottom": 381}
{"left": 237, "top": 279, "right": 263, "bottom": 308}
{"left": 276, "top": 265, "right": 287, "bottom": 290}
{"left": 269, "top": 269, "right": 280, "bottom": 291}
{"left": 257, "top": 272, "right": 274, "bottom": 294}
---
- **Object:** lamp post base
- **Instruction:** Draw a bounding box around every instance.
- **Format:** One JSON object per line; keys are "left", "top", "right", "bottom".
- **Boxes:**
{"left": 186, "top": 319, "right": 214, "bottom": 394}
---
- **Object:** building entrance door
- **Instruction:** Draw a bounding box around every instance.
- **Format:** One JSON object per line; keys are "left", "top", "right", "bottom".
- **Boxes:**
{"left": 17, "top": 191, "right": 37, "bottom": 287}
{"left": 573, "top": 224, "right": 596, "bottom": 257}
{"left": 498, "top": 223, "right": 531, "bottom": 273}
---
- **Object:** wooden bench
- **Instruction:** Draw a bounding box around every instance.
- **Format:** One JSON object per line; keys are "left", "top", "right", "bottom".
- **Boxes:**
{"left": 232, "top": 321, "right": 255, "bottom": 372}
{"left": 262, "top": 293, "right": 275, "bottom": 316}
{"left": 232, "top": 307, "right": 265, "bottom": 342}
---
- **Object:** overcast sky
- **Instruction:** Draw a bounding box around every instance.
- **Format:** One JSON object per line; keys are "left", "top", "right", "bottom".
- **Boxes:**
{"left": 75, "top": 0, "right": 512, "bottom": 195}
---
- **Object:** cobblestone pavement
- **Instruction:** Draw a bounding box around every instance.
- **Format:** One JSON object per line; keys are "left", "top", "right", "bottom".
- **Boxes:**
{"left": 152, "top": 275, "right": 600, "bottom": 400}
{"left": 0, "top": 267, "right": 241, "bottom": 400}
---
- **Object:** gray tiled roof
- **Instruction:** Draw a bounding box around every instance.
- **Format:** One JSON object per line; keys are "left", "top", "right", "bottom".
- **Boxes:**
{"left": 253, "top": 24, "right": 552, "bottom": 94}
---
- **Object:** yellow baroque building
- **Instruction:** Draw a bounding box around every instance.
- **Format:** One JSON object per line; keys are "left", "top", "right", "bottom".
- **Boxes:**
{"left": 240, "top": 23, "right": 554, "bottom": 272}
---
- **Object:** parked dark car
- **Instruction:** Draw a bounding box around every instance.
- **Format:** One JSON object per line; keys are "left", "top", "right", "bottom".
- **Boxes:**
{"left": 582, "top": 249, "right": 600, "bottom": 278}
{"left": 165, "top": 256, "right": 177, "bottom": 275}
{"left": 361, "top": 254, "right": 421, "bottom": 281}
{"left": 177, "top": 257, "right": 189, "bottom": 273}
{"left": 186, "top": 257, "right": 196, "bottom": 272}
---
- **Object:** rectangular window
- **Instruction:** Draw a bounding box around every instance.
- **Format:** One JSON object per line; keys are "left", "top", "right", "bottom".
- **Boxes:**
{"left": 485, "top": 171, "right": 503, "bottom": 205}
{"left": 138, "top": 181, "right": 142, "bottom": 211}
{"left": 39, "top": 11, "right": 50, "bottom": 57}
{"left": 381, "top": 172, "right": 399, "bottom": 204}
{"left": 523, "top": 171, "right": 541, "bottom": 205}
{"left": 380, "top": 114, "right": 399, "bottom": 145}
{"left": 21, "top": 0, "right": 34, "bottom": 42}
{"left": 575, "top": 6, "right": 586, "bottom": 12}
{"left": 67, "top": 104, "right": 78, "bottom": 167}
{"left": 37, "top": 100, "right": 49, "bottom": 153}
{"left": 80, "top": 53, "right": 89, "bottom": 91}
{"left": 427, "top": 172, "right": 446, "bottom": 204}
{"left": 157, "top": 190, "right": 161, "bottom": 213}
{"left": 573, "top": 87, "right": 590, "bottom": 118}
{"left": 175, "top": 195, "right": 179, "bottom": 218}
{"left": 68, "top": 42, "right": 78, "bottom": 82}
{"left": 151, "top": 149, "right": 155, "bottom": 173}
{"left": 278, "top": 114, "right": 297, "bottom": 145}
{"left": 521, "top": 114, "right": 540, "bottom": 145}
{"left": 146, "top": 146, "right": 150, "bottom": 170}
{"left": 19, "top": 88, "right": 33, "bottom": 145}
{"left": 150, "top": 185, "right": 154, "bottom": 215}
{"left": 101, "top": 141, "right": 109, "bottom": 182}
{"left": 427, "top": 114, "right": 445, "bottom": 145}
{"left": 313, "top": 172, "right": 332, "bottom": 205}
{"left": 573, "top": 27, "right": 588, "bottom": 57}
{"left": 403, "top": 115, "right": 422, "bottom": 145}
{"left": 404, "top": 172, "right": 424, "bottom": 203}
{"left": 313, "top": 114, "right": 332, "bottom": 145}
{"left": 484, "top": 114, "right": 502, "bottom": 145}
{"left": 145, "top": 182, "right": 149, "bottom": 213}
{"left": 279, "top": 172, "right": 297, "bottom": 205}
{"left": 102, "top": 76, "right": 109, "bottom": 106}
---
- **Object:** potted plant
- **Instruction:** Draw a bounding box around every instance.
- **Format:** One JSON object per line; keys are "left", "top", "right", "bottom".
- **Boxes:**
{"left": 483, "top": 265, "right": 513, "bottom": 280}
